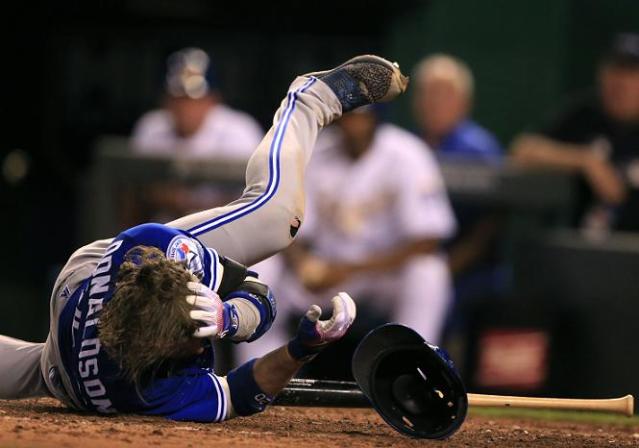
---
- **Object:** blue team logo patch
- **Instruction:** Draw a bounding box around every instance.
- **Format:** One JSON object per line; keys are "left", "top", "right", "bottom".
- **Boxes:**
{"left": 166, "top": 236, "right": 205, "bottom": 279}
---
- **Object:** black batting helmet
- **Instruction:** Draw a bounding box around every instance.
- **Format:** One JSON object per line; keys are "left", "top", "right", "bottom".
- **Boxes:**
{"left": 352, "top": 324, "right": 468, "bottom": 439}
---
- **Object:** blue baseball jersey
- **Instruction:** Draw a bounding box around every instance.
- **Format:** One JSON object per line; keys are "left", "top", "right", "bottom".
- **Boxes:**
{"left": 57, "top": 223, "right": 229, "bottom": 422}
{"left": 437, "top": 119, "right": 503, "bottom": 164}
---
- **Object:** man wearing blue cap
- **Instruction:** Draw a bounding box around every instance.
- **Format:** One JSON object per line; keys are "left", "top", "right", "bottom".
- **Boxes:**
{"left": 132, "top": 48, "right": 263, "bottom": 160}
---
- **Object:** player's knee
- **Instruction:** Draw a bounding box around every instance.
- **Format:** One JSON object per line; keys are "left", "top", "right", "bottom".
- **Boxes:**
{"left": 264, "top": 208, "right": 304, "bottom": 254}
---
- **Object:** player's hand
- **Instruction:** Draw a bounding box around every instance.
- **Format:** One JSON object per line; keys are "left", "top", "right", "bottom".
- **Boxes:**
{"left": 186, "top": 282, "right": 238, "bottom": 339}
{"left": 297, "top": 256, "right": 354, "bottom": 292}
{"left": 287, "top": 292, "right": 357, "bottom": 361}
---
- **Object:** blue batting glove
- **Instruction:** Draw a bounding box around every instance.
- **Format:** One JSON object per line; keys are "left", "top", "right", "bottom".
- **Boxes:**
{"left": 287, "top": 292, "right": 357, "bottom": 362}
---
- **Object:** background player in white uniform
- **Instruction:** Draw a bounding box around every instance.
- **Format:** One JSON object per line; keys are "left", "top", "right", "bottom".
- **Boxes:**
{"left": 0, "top": 56, "right": 408, "bottom": 422}
{"left": 132, "top": 47, "right": 263, "bottom": 160}
{"left": 129, "top": 48, "right": 265, "bottom": 223}
{"left": 238, "top": 106, "right": 456, "bottom": 364}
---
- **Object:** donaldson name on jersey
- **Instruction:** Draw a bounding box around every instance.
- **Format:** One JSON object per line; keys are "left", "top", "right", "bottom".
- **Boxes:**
{"left": 56, "top": 223, "right": 229, "bottom": 422}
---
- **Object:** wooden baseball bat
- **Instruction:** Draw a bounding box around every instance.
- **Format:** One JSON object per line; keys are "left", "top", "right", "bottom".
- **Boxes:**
{"left": 278, "top": 379, "right": 635, "bottom": 416}
{"left": 468, "top": 393, "right": 634, "bottom": 417}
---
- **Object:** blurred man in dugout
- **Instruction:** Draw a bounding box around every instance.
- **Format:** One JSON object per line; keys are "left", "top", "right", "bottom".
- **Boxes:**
{"left": 512, "top": 33, "right": 639, "bottom": 234}
{"left": 413, "top": 54, "right": 502, "bottom": 162}
{"left": 412, "top": 54, "right": 507, "bottom": 306}
{"left": 129, "top": 47, "right": 263, "bottom": 222}
{"left": 237, "top": 105, "right": 457, "bottom": 375}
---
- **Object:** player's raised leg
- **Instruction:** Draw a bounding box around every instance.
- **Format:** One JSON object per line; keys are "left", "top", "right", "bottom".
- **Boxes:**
{"left": 168, "top": 56, "right": 408, "bottom": 266}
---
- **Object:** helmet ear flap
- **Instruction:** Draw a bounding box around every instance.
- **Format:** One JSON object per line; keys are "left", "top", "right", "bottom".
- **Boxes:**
{"left": 352, "top": 324, "right": 468, "bottom": 439}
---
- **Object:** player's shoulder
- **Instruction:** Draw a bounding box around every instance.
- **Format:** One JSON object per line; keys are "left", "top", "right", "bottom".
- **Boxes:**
{"left": 552, "top": 90, "right": 599, "bottom": 119}
{"left": 116, "top": 223, "right": 194, "bottom": 254}
{"left": 117, "top": 223, "right": 209, "bottom": 277}
{"left": 119, "top": 222, "right": 180, "bottom": 239}
{"left": 134, "top": 109, "right": 172, "bottom": 130}
{"left": 377, "top": 124, "right": 430, "bottom": 153}
{"left": 311, "top": 126, "right": 345, "bottom": 161}
{"left": 213, "top": 104, "right": 263, "bottom": 134}
{"left": 455, "top": 120, "right": 503, "bottom": 154}
{"left": 376, "top": 124, "right": 439, "bottom": 167}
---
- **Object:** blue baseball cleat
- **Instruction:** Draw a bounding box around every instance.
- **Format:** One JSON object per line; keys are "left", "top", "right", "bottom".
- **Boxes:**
{"left": 306, "top": 55, "right": 409, "bottom": 112}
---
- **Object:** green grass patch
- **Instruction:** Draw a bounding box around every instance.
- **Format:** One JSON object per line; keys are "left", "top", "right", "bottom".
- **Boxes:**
{"left": 470, "top": 407, "right": 639, "bottom": 426}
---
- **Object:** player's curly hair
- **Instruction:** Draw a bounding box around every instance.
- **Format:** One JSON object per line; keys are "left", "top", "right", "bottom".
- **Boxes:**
{"left": 99, "top": 245, "right": 198, "bottom": 385}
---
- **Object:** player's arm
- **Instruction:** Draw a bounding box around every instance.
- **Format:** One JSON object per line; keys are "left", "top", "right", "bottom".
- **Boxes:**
{"left": 511, "top": 133, "right": 597, "bottom": 170}
{"left": 512, "top": 133, "right": 626, "bottom": 204}
{"left": 224, "top": 292, "right": 356, "bottom": 417}
{"left": 187, "top": 271, "right": 276, "bottom": 343}
{"left": 347, "top": 238, "right": 440, "bottom": 272}
{"left": 509, "top": 96, "right": 600, "bottom": 172}
{"left": 150, "top": 293, "right": 355, "bottom": 423}
{"left": 295, "top": 238, "right": 440, "bottom": 292}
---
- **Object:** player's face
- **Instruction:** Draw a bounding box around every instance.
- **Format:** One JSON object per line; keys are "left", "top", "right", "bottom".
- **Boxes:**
{"left": 337, "top": 112, "right": 377, "bottom": 158}
{"left": 165, "top": 95, "right": 215, "bottom": 138}
{"left": 599, "top": 64, "right": 639, "bottom": 123}
{"left": 414, "top": 78, "right": 469, "bottom": 139}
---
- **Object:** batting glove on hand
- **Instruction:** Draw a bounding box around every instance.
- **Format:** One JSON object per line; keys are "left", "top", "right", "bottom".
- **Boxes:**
{"left": 186, "top": 282, "right": 239, "bottom": 339}
{"left": 287, "top": 292, "right": 357, "bottom": 362}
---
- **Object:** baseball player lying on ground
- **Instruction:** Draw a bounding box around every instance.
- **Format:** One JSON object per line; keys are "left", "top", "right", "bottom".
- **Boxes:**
{"left": 0, "top": 55, "right": 408, "bottom": 422}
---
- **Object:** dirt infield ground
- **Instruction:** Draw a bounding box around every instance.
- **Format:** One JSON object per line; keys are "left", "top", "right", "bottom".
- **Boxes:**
{"left": 1, "top": 398, "right": 638, "bottom": 448}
